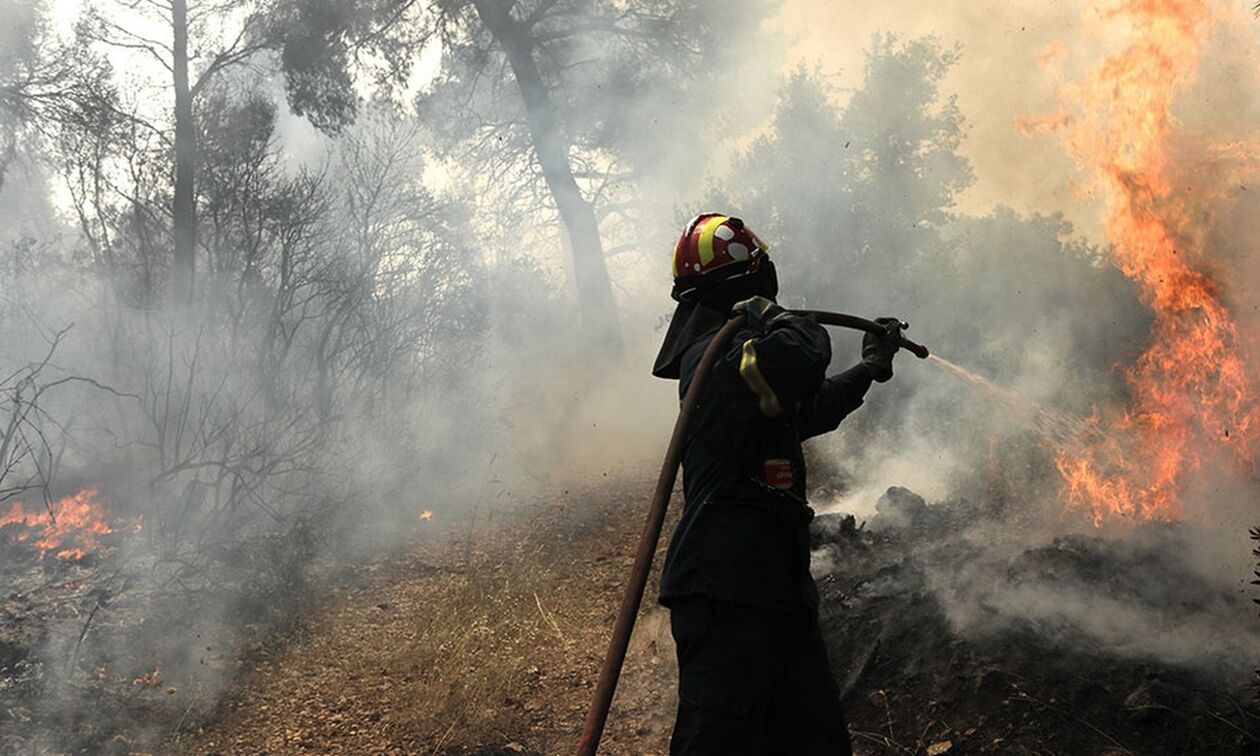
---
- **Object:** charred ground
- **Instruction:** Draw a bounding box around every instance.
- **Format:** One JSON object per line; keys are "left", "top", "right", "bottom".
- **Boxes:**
{"left": 813, "top": 488, "right": 1260, "bottom": 754}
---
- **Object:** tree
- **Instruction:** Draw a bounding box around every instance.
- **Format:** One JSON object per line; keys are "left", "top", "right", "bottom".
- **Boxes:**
{"left": 843, "top": 35, "right": 972, "bottom": 294}
{"left": 725, "top": 37, "right": 974, "bottom": 316}
{"left": 0, "top": 1, "right": 115, "bottom": 193}
{"left": 720, "top": 35, "right": 1149, "bottom": 474}
{"left": 170, "top": 0, "right": 195, "bottom": 300}
{"left": 80, "top": 0, "right": 273, "bottom": 300}
{"left": 462, "top": 0, "right": 618, "bottom": 345}
{"left": 275, "top": 0, "right": 769, "bottom": 352}
{"left": 426, "top": 0, "right": 768, "bottom": 351}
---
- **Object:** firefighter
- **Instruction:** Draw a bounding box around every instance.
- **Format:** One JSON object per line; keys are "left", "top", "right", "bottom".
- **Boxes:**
{"left": 652, "top": 213, "right": 902, "bottom": 755}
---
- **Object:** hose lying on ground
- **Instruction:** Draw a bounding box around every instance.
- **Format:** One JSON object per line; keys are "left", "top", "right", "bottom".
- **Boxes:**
{"left": 575, "top": 311, "right": 930, "bottom": 755}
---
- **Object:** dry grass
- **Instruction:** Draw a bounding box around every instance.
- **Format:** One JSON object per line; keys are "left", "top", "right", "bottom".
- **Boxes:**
{"left": 383, "top": 556, "right": 570, "bottom": 749}
{"left": 183, "top": 477, "right": 677, "bottom": 755}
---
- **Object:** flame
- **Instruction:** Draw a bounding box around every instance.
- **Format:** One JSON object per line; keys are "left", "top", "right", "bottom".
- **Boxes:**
{"left": 0, "top": 488, "right": 131, "bottom": 559}
{"left": 132, "top": 664, "right": 162, "bottom": 687}
{"left": 419, "top": 510, "right": 434, "bottom": 521}
{"left": 1025, "top": 1, "right": 1260, "bottom": 525}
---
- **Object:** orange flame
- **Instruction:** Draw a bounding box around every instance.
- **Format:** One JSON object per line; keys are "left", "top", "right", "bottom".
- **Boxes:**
{"left": 1025, "top": 0, "right": 1260, "bottom": 525}
{"left": 0, "top": 488, "right": 130, "bottom": 559}
{"left": 132, "top": 664, "right": 162, "bottom": 687}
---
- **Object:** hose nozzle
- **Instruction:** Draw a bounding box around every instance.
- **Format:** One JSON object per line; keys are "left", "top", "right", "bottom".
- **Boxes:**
{"left": 791, "top": 310, "right": 930, "bottom": 359}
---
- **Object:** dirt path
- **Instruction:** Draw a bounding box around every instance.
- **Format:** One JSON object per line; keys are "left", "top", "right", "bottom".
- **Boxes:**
{"left": 169, "top": 472, "right": 1260, "bottom": 755}
{"left": 177, "top": 476, "right": 679, "bottom": 755}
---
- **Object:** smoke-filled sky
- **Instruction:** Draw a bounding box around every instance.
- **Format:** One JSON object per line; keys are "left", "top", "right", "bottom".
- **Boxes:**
{"left": 45, "top": 3, "right": 1157, "bottom": 228}
{"left": 41, "top": 0, "right": 1260, "bottom": 255}
{"left": 775, "top": 0, "right": 1260, "bottom": 241}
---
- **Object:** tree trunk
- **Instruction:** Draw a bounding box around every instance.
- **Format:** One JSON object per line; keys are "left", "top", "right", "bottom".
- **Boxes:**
{"left": 470, "top": 0, "right": 621, "bottom": 354}
{"left": 171, "top": 0, "right": 196, "bottom": 301}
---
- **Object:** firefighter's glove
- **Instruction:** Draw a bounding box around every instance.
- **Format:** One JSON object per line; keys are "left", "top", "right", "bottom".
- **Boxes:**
{"left": 731, "top": 296, "right": 789, "bottom": 334}
{"left": 862, "top": 317, "right": 904, "bottom": 383}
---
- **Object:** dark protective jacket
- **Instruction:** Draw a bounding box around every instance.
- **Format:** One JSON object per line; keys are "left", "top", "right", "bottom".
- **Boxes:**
{"left": 658, "top": 313, "right": 872, "bottom": 612}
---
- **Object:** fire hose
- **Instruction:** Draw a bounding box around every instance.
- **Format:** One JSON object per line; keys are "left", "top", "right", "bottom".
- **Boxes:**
{"left": 575, "top": 310, "right": 929, "bottom": 756}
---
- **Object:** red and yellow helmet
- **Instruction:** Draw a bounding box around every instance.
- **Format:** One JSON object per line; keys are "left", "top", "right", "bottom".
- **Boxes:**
{"left": 672, "top": 213, "right": 769, "bottom": 279}
{"left": 671, "top": 213, "right": 771, "bottom": 301}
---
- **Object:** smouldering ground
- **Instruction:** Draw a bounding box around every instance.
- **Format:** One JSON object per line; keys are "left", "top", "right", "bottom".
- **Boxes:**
{"left": 178, "top": 475, "right": 679, "bottom": 755}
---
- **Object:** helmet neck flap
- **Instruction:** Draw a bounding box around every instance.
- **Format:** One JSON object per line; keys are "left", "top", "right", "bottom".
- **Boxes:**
{"left": 651, "top": 260, "right": 779, "bottom": 380}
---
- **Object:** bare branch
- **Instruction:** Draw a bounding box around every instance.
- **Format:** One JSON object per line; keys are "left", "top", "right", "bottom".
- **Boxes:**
{"left": 89, "top": 18, "right": 176, "bottom": 73}
{"left": 99, "top": 16, "right": 175, "bottom": 56}
{"left": 522, "top": 0, "right": 562, "bottom": 28}
{"left": 191, "top": 19, "right": 269, "bottom": 98}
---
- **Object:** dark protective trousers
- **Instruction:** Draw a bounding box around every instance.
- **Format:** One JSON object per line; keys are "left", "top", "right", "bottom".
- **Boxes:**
{"left": 669, "top": 596, "right": 853, "bottom": 756}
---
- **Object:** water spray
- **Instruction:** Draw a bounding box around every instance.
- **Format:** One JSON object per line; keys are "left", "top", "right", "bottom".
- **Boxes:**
{"left": 575, "top": 310, "right": 928, "bottom": 755}
{"left": 927, "top": 354, "right": 1090, "bottom": 446}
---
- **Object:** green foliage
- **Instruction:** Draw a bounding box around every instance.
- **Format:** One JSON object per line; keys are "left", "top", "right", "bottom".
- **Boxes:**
{"left": 270, "top": 0, "right": 363, "bottom": 132}
{"left": 845, "top": 34, "right": 972, "bottom": 231}
{"left": 259, "top": 0, "right": 431, "bottom": 133}
{"left": 932, "top": 209, "right": 1149, "bottom": 397}
{"left": 724, "top": 35, "right": 1145, "bottom": 385}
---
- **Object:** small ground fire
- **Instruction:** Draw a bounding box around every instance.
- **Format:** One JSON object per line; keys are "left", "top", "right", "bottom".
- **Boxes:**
{"left": 0, "top": 488, "right": 133, "bottom": 561}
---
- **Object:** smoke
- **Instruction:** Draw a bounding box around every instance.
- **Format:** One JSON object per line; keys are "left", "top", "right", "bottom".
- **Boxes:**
{"left": 928, "top": 522, "right": 1260, "bottom": 675}
{"left": 4, "top": 0, "right": 1260, "bottom": 749}
{"left": 773, "top": 0, "right": 1096, "bottom": 234}
{"left": 760, "top": 0, "right": 1260, "bottom": 683}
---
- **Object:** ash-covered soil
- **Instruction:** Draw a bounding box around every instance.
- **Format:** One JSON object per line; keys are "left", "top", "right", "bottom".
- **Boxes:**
{"left": 0, "top": 545, "right": 244, "bottom": 755}
{"left": 814, "top": 487, "right": 1260, "bottom": 754}
{"left": 0, "top": 525, "right": 319, "bottom": 754}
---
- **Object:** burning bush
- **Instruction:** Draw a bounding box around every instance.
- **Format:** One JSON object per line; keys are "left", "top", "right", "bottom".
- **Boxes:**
{"left": 1024, "top": 0, "right": 1260, "bottom": 525}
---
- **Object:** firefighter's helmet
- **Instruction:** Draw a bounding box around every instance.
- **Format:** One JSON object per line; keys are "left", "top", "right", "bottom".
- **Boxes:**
{"left": 671, "top": 213, "right": 771, "bottom": 302}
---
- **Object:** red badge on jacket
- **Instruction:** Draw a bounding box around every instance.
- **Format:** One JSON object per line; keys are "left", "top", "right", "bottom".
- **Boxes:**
{"left": 764, "top": 459, "right": 794, "bottom": 489}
